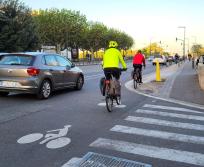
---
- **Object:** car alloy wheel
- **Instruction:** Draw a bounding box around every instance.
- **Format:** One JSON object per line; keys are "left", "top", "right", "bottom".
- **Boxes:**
{"left": 75, "top": 75, "right": 83, "bottom": 90}
{"left": 37, "top": 80, "right": 51, "bottom": 99}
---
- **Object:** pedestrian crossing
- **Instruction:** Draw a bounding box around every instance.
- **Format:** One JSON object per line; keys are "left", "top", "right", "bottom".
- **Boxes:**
{"left": 125, "top": 116, "right": 204, "bottom": 131}
{"left": 89, "top": 104, "right": 204, "bottom": 166}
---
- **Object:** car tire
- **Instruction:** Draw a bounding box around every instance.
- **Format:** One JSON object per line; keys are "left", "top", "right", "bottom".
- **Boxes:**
{"left": 75, "top": 75, "right": 84, "bottom": 90}
{"left": 37, "top": 80, "right": 52, "bottom": 99}
{"left": 0, "top": 92, "right": 9, "bottom": 96}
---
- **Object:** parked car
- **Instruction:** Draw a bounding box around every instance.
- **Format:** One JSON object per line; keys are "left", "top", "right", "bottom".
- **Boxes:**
{"left": 152, "top": 54, "right": 167, "bottom": 65}
{"left": 0, "top": 53, "right": 8, "bottom": 60}
{"left": 0, "top": 52, "right": 84, "bottom": 99}
{"left": 167, "top": 56, "right": 174, "bottom": 65}
{"left": 148, "top": 55, "right": 154, "bottom": 61}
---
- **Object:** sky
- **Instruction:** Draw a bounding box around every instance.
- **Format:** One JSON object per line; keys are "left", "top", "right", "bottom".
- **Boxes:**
{"left": 22, "top": 0, "right": 204, "bottom": 54}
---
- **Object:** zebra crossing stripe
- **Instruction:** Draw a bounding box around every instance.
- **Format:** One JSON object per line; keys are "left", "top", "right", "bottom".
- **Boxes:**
{"left": 143, "top": 104, "right": 204, "bottom": 114}
{"left": 90, "top": 138, "right": 204, "bottom": 166}
{"left": 110, "top": 125, "right": 204, "bottom": 145}
{"left": 125, "top": 116, "right": 204, "bottom": 131}
{"left": 135, "top": 109, "right": 204, "bottom": 121}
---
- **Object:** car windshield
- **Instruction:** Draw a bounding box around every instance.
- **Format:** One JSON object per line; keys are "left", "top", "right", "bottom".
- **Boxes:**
{"left": 0, "top": 54, "right": 33, "bottom": 65}
{"left": 154, "top": 55, "right": 162, "bottom": 58}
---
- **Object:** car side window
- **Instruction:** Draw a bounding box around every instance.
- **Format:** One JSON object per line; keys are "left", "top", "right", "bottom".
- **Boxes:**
{"left": 55, "top": 55, "right": 72, "bottom": 67}
{"left": 44, "top": 55, "right": 58, "bottom": 66}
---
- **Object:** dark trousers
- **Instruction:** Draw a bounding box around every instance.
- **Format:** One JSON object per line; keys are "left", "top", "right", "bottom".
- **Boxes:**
{"left": 103, "top": 67, "right": 121, "bottom": 80}
{"left": 133, "top": 64, "right": 142, "bottom": 82}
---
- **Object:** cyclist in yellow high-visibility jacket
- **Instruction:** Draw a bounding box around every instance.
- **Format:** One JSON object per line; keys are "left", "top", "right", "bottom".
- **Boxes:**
{"left": 103, "top": 41, "right": 127, "bottom": 80}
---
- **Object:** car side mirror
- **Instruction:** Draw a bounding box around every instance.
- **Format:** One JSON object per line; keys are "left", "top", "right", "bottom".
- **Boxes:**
{"left": 71, "top": 63, "right": 75, "bottom": 68}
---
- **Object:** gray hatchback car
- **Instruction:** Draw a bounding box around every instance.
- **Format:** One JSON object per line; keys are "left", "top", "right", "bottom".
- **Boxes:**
{"left": 0, "top": 52, "right": 84, "bottom": 99}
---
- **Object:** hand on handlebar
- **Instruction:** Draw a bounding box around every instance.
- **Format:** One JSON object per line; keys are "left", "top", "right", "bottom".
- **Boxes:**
{"left": 123, "top": 68, "right": 127, "bottom": 71}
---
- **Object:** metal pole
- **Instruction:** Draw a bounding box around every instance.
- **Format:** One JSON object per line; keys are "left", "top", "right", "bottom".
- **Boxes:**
{"left": 178, "top": 26, "right": 186, "bottom": 57}
{"left": 184, "top": 27, "right": 186, "bottom": 57}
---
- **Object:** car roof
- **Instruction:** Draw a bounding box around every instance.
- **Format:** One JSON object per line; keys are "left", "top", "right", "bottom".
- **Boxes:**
{"left": 0, "top": 53, "right": 8, "bottom": 55}
{"left": 0, "top": 52, "right": 57, "bottom": 56}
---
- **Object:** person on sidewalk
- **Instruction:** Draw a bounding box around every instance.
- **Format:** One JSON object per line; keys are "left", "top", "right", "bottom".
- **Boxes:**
{"left": 132, "top": 50, "right": 146, "bottom": 83}
{"left": 175, "top": 53, "right": 179, "bottom": 64}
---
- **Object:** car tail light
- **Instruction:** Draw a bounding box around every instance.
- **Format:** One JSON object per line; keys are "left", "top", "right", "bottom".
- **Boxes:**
{"left": 27, "top": 67, "right": 40, "bottom": 76}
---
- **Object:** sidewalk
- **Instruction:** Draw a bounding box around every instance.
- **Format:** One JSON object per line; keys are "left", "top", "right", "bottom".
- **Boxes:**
{"left": 126, "top": 62, "right": 204, "bottom": 106}
{"left": 169, "top": 62, "right": 204, "bottom": 106}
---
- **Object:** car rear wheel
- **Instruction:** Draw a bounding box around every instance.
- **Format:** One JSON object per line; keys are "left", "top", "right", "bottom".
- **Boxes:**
{"left": 0, "top": 92, "right": 9, "bottom": 96}
{"left": 37, "top": 80, "right": 52, "bottom": 99}
{"left": 75, "top": 75, "right": 84, "bottom": 90}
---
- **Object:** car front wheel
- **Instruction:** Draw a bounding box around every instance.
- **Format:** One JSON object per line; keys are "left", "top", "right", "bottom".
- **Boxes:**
{"left": 75, "top": 75, "right": 84, "bottom": 90}
{"left": 37, "top": 80, "right": 52, "bottom": 99}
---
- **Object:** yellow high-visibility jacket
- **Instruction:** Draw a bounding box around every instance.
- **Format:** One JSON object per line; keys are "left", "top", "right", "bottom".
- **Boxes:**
{"left": 103, "top": 48, "right": 127, "bottom": 69}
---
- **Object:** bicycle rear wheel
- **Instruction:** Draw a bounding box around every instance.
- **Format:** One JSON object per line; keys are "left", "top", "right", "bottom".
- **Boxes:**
{"left": 133, "top": 73, "right": 138, "bottom": 89}
{"left": 106, "top": 96, "right": 113, "bottom": 112}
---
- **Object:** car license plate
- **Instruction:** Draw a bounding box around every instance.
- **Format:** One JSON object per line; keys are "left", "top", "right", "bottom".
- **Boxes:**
{"left": 0, "top": 81, "right": 20, "bottom": 87}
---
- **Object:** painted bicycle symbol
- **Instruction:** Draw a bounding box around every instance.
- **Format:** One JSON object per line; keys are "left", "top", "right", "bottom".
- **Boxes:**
{"left": 17, "top": 125, "right": 71, "bottom": 149}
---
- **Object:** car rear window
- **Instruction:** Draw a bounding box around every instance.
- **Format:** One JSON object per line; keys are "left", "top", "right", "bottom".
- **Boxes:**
{"left": 0, "top": 54, "right": 34, "bottom": 66}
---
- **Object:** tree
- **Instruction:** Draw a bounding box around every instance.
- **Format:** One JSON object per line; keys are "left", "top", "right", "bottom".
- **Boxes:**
{"left": 85, "top": 22, "right": 108, "bottom": 52}
{"left": 191, "top": 44, "right": 202, "bottom": 57}
{"left": 142, "top": 43, "right": 163, "bottom": 57}
{"left": 34, "top": 9, "right": 87, "bottom": 54}
{"left": 104, "top": 28, "right": 134, "bottom": 50}
{"left": 0, "top": 0, "right": 39, "bottom": 52}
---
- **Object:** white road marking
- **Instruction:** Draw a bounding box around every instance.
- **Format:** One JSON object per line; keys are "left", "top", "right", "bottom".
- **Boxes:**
{"left": 17, "top": 133, "right": 43, "bottom": 144}
{"left": 115, "top": 104, "right": 126, "bottom": 108}
{"left": 98, "top": 102, "right": 126, "bottom": 108}
{"left": 98, "top": 102, "right": 106, "bottom": 106}
{"left": 61, "top": 157, "right": 82, "bottom": 167}
{"left": 90, "top": 138, "right": 204, "bottom": 166}
{"left": 125, "top": 116, "right": 204, "bottom": 131}
{"left": 135, "top": 109, "right": 204, "bottom": 121}
{"left": 111, "top": 125, "right": 204, "bottom": 145}
{"left": 143, "top": 104, "right": 204, "bottom": 115}
{"left": 85, "top": 74, "right": 104, "bottom": 80}
{"left": 45, "top": 137, "right": 71, "bottom": 149}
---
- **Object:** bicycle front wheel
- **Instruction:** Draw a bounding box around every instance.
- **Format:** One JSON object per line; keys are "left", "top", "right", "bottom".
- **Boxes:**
{"left": 116, "top": 95, "right": 121, "bottom": 105}
{"left": 106, "top": 96, "right": 113, "bottom": 112}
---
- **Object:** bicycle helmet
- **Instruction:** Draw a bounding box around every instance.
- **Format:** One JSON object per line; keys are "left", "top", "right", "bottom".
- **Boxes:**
{"left": 109, "top": 41, "right": 118, "bottom": 48}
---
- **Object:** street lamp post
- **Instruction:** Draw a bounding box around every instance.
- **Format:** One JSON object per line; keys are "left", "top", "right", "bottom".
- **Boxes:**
{"left": 186, "top": 38, "right": 190, "bottom": 55}
{"left": 178, "top": 26, "right": 186, "bottom": 57}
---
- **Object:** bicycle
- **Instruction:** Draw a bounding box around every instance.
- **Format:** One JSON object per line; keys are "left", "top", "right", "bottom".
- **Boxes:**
{"left": 132, "top": 68, "right": 140, "bottom": 89}
{"left": 100, "top": 68, "right": 126, "bottom": 112}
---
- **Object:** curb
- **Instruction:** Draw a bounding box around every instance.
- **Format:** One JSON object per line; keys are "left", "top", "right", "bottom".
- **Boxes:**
{"left": 125, "top": 63, "right": 204, "bottom": 110}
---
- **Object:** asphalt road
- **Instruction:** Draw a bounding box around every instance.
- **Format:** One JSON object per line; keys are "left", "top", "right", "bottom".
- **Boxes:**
{"left": 0, "top": 61, "right": 204, "bottom": 167}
